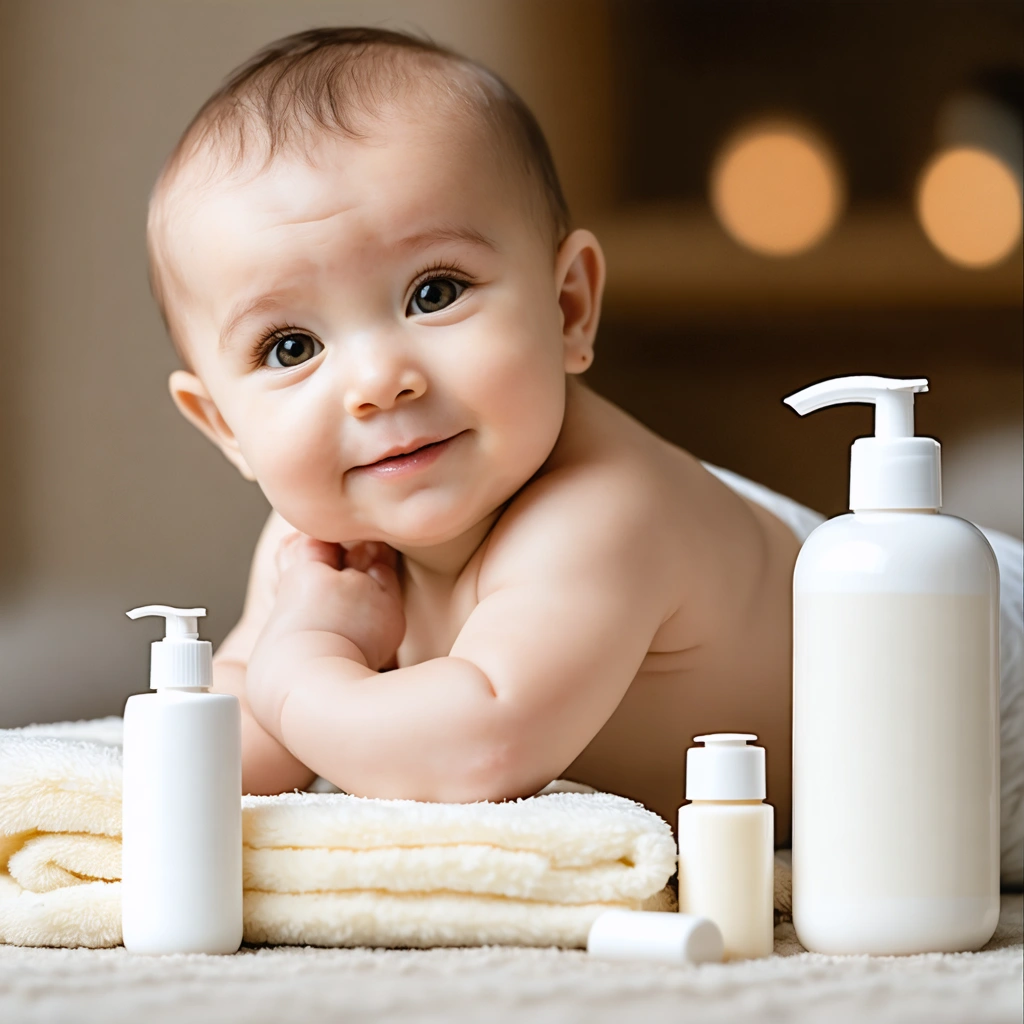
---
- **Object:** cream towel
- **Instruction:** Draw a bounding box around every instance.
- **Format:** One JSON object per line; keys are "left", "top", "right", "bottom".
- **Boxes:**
{"left": 0, "top": 718, "right": 678, "bottom": 949}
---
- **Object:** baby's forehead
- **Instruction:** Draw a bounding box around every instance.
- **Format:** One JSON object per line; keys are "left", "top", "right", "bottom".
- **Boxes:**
{"left": 151, "top": 113, "right": 543, "bottom": 344}
{"left": 165, "top": 112, "right": 516, "bottom": 258}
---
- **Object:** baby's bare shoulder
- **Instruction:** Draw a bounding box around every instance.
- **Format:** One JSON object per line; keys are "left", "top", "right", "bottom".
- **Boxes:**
{"left": 474, "top": 384, "right": 763, "bottom": 612}
{"left": 477, "top": 441, "right": 683, "bottom": 604}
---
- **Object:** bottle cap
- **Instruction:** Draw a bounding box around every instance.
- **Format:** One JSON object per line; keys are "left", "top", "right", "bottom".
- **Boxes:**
{"left": 783, "top": 375, "right": 941, "bottom": 512}
{"left": 685, "top": 733, "right": 766, "bottom": 801}
{"left": 587, "top": 910, "right": 724, "bottom": 965}
{"left": 126, "top": 605, "right": 213, "bottom": 690}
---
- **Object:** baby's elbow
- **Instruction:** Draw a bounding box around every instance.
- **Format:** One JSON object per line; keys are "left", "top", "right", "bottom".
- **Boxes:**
{"left": 440, "top": 723, "right": 551, "bottom": 804}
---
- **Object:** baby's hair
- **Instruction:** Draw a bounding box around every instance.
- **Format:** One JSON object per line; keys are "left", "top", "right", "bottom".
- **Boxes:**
{"left": 148, "top": 26, "right": 571, "bottom": 359}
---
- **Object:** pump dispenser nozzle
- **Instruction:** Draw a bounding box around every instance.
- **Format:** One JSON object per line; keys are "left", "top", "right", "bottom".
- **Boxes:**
{"left": 126, "top": 605, "right": 206, "bottom": 638}
{"left": 784, "top": 375, "right": 941, "bottom": 512}
{"left": 126, "top": 605, "right": 213, "bottom": 690}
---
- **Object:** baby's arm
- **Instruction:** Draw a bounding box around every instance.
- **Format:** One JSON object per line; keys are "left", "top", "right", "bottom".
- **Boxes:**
{"left": 246, "top": 476, "right": 674, "bottom": 802}
{"left": 213, "top": 511, "right": 318, "bottom": 795}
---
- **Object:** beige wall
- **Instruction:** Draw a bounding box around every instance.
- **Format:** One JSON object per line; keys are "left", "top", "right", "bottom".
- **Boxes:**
{"left": 0, "top": 0, "right": 611, "bottom": 726}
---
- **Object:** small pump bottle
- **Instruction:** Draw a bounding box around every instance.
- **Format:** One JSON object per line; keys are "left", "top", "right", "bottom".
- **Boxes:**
{"left": 677, "top": 734, "right": 774, "bottom": 960}
{"left": 122, "top": 605, "right": 242, "bottom": 955}
{"left": 785, "top": 376, "right": 1000, "bottom": 955}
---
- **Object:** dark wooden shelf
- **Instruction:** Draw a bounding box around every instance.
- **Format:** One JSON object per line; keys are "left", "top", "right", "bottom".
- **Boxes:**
{"left": 595, "top": 202, "right": 1024, "bottom": 320}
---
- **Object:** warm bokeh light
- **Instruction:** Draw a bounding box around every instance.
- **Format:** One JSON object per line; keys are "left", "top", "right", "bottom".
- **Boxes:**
{"left": 916, "top": 147, "right": 1023, "bottom": 269}
{"left": 710, "top": 121, "right": 844, "bottom": 257}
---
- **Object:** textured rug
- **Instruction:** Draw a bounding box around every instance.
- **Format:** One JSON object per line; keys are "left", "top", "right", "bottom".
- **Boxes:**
{"left": 0, "top": 895, "right": 1019, "bottom": 1024}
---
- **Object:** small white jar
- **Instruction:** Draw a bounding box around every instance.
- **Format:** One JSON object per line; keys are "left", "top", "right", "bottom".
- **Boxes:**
{"left": 677, "top": 733, "right": 774, "bottom": 960}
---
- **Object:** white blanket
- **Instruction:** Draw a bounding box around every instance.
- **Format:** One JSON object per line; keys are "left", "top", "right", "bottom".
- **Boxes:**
{"left": 707, "top": 463, "right": 1024, "bottom": 888}
{"left": 0, "top": 718, "right": 678, "bottom": 948}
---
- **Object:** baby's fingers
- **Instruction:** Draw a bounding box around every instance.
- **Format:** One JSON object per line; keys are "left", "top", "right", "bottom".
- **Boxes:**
{"left": 366, "top": 561, "right": 402, "bottom": 603}
{"left": 276, "top": 532, "right": 342, "bottom": 577}
{"left": 342, "top": 541, "right": 375, "bottom": 573}
{"left": 372, "top": 542, "right": 400, "bottom": 572}
{"left": 343, "top": 541, "right": 400, "bottom": 573}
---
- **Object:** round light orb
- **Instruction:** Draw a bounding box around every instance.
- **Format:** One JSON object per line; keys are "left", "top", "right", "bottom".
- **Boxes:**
{"left": 916, "top": 147, "right": 1023, "bottom": 268}
{"left": 710, "top": 121, "right": 844, "bottom": 257}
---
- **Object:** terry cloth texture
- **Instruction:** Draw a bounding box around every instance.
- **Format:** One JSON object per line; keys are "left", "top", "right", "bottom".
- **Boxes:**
{"left": 0, "top": 719, "right": 679, "bottom": 948}
{"left": 706, "top": 462, "right": 1024, "bottom": 889}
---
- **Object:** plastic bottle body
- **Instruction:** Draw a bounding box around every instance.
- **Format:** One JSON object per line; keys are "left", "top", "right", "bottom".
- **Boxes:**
{"left": 677, "top": 800, "right": 774, "bottom": 960}
{"left": 792, "top": 511, "right": 1000, "bottom": 955}
{"left": 122, "top": 689, "right": 243, "bottom": 955}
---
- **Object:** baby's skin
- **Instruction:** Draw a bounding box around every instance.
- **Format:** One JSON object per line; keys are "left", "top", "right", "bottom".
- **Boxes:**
{"left": 161, "top": 106, "right": 801, "bottom": 843}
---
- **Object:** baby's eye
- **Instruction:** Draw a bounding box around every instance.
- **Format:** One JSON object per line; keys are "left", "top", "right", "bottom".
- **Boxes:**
{"left": 264, "top": 332, "right": 323, "bottom": 368}
{"left": 407, "top": 277, "right": 467, "bottom": 316}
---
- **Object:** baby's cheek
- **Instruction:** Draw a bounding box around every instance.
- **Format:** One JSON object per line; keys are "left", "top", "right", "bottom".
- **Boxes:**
{"left": 242, "top": 424, "right": 345, "bottom": 536}
{"left": 479, "top": 337, "right": 565, "bottom": 437}
{"left": 459, "top": 308, "right": 561, "bottom": 395}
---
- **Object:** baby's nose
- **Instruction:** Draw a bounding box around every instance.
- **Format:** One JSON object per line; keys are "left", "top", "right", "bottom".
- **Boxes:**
{"left": 342, "top": 358, "right": 427, "bottom": 418}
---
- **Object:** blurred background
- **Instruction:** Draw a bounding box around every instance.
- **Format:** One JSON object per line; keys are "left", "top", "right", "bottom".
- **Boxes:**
{"left": 1, "top": 0, "right": 1021, "bottom": 727}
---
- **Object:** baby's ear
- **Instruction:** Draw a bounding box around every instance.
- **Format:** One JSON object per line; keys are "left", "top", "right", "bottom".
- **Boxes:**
{"left": 554, "top": 229, "right": 606, "bottom": 375}
{"left": 168, "top": 370, "right": 256, "bottom": 481}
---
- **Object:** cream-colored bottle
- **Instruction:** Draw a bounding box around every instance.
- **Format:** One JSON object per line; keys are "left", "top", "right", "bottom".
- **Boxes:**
{"left": 677, "top": 734, "right": 774, "bottom": 960}
{"left": 785, "top": 376, "right": 1000, "bottom": 956}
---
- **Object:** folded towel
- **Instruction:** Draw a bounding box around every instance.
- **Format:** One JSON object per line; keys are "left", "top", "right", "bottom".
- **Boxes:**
{"left": 0, "top": 717, "right": 678, "bottom": 949}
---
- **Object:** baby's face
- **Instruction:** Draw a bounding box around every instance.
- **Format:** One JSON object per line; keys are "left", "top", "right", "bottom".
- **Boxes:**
{"left": 164, "top": 113, "right": 583, "bottom": 549}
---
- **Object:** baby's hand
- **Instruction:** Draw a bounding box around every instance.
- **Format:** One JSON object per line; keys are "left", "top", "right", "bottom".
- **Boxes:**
{"left": 260, "top": 533, "right": 405, "bottom": 671}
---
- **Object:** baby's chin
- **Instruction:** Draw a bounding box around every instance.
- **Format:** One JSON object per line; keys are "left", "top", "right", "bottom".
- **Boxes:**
{"left": 290, "top": 495, "right": 504, "bottom": 550}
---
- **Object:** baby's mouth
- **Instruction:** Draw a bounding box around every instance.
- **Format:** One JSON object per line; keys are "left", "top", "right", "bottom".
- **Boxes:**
{"left": 353, "top": 431, "right": 468, "bottom": 474}
{"left": 370, "top": 438, "right": 448, "bottom": 466}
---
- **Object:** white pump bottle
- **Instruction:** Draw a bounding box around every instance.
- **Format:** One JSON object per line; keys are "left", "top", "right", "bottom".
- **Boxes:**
{"left": 122, "top": 605, "right": 242, "bottom": 955}
{"left": 785, "top": 376, "right": 1000, "bottom": 955}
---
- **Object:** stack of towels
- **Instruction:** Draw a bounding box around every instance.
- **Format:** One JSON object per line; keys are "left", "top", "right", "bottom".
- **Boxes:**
{"left": 0, "top": 718, "right": 678, "bottom": 949}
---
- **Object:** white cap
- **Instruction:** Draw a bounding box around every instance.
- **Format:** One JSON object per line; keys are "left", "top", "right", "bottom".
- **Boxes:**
{"left": 126, "top": 605, "right": 212, "bottom": 690}
{"left": 784, "top": 375, "right": 941, "bottom": 512}
{"left": 587, "top": 910, "right": 723, "bottom": 965}
{"left": 686, "top": 733, "right": 766, "bottom": 801}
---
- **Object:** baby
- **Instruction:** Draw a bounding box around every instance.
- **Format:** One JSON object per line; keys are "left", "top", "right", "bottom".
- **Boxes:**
{"left": 148, "top": 27, "right": 803, "bottom": 841}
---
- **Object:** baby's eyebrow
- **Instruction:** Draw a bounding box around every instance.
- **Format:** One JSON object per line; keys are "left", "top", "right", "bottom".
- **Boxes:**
{"left": 219, "top": 293, "right": 294, "bottom": 352}
{"left": 218, "top": 225, "right": 498, "bottom": 352}
{"left": 390, "top": 225, "right": 499, "bottom": 253}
